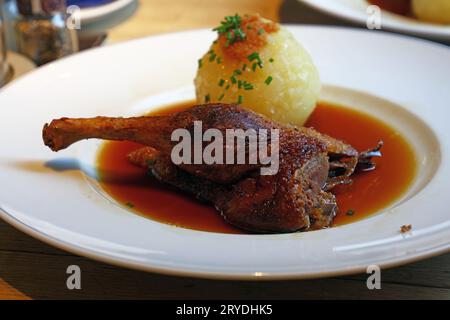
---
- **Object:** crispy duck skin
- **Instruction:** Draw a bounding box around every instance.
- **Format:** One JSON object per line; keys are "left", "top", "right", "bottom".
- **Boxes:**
{"left": 127, "top": 146, "right": 335, "bottom": 232}
{"left": 43, "top": 106, "right": 270, "bottom": 184}
{"left": 43, "top": 104, "right": 357, "bottom": 184}
{"left": 43, "top": 104, "right": 379, "bottom": 233}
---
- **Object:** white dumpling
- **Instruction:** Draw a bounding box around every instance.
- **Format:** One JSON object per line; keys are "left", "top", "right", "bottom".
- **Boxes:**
{"left": 195, "top": 14, "right": 320, "bottom": 126}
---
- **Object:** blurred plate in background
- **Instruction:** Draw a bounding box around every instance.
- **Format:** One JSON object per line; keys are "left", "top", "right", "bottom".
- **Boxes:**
{"left": 298, "top": 0, "right": 450, "bottom": 42}
{"left": 70, "top": 0, "right": 135, "bottom": 24}
{"left": 71, "top": 0, "right": 138, "bottom": 39}
{"left": 67, "top": 0, "right": 117, "bottom": 8}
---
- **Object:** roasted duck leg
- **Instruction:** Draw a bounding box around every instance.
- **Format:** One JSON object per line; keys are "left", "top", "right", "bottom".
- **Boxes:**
{"left": 43, "top": 106, "right": 270, "bottom": 184}
{"left": 43, "top": 104, "right": 363, "bottom": 183}
{"left": 43, "top": 104, "right": 381, "bottom": 233}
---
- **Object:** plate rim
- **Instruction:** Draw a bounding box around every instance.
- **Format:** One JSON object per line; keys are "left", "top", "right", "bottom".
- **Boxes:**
{"left": 298, "top": 0, "right": 450, "bottom": 39}
{"left": 1, "top": 205, "right": 450, "bottom": 280}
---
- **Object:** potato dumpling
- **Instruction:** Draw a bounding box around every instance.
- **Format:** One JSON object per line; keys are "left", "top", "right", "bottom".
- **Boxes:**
{"left": 194, "top": 14, "right": 321, "bottom": 126}
{"left": 412, "top": 0, "right": 450, "bottom": 24}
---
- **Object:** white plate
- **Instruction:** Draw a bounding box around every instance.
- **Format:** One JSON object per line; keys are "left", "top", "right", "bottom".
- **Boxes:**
{"left": 299, "top": 0, "right": 450, "bottom": 41}
{"left": 0, "top": 27, "right": 449, "bottom": 280}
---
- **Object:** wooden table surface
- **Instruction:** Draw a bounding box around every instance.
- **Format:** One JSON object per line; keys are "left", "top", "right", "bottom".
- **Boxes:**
{"left": 1, "top": 0, "right": 449, "bottom": 300}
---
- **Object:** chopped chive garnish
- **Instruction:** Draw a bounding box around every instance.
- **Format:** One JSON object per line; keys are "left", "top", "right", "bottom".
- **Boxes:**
{"left": 213, "top": 14, "right": 246, "bottom": 47}
{"left": 125, "top": 202, "right": 135, "bottom": 208}
{"left": 230, "top": 76, "right": 237, "bottom": 84}
{"left": 233, "top": 69, "right": 242, "bottom": 76}
{"left": 247, "top": 24, "right": 252, "bottom": 30}
{"left": 235, "top": 28, "right": 246, "bottom": 40}
{"left": 258, "top": 28, "right": 265, "bottom": 35}
{"left": 209, "top": 52, "right": 216, "bottom": 62}
{"left": 225, "top": 84, "right": 230, "bottom": 90}
{"left": 225, "top": 33, "right": 232, "bottom": 46}
{"left": 205, "top": 94, "right": 211, "bottom": 103}
{"left": 244, "top": 83, "right": 254, "bottom": 90}
{"left": 265, "top": 76, "right": 273, "bottom": 85}
{"left": 237, "top": 95, "right": 243, "bottom": 104}
{"left": 218, "top": 93, "right": 225, "bottom": 101}
{"left": 238, "top": 80, "right": 243, "bottom": 89}
{"left": 242, "top": 63, "right": 247, "bottom": 71}
{"left": 216, "top": 57, "right": 222, "bottom": 64}
{"left": 247, "top": 52, "right": 261, "bottom": 62}
{"left": 218, "top": 79, "right": 225, "bottom": 87}
{"left": 198, "top": 59, "right": 203, "bottom": 68}
{"left": 248, "top": 52, "right": 263, "bottom": 71}
{"left": 269, "top": 58, "right": 274, "bottom": 63}
{"left": 225, "top": 33, "right": 231, "bottom": 46}
{"left": 346, "top": 209, "right": 356, "bottom": 216}
{"left": 214, "top": 14, "right": 242, "bottom": 34}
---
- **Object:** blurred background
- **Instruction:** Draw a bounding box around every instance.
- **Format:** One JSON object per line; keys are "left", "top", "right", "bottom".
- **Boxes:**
{"left": 1, "top": 0, "right": 421, "bottom": 88}
{"left": 2, "top": 0, "right": 449, "bottom": 88}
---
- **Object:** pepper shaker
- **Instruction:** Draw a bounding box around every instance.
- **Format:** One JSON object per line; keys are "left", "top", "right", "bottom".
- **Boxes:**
{"left": 14, "top": 0, "right": 78, "bottom": 66}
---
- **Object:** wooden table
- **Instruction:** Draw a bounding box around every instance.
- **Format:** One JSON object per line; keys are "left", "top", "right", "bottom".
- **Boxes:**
{"left": 1, "top": 0, "right": 449, "bottom": 300}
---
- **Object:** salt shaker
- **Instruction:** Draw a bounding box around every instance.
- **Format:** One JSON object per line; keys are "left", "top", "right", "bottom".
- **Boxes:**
{"left": 14, "top": 0, "right": 78, "bottom": 66}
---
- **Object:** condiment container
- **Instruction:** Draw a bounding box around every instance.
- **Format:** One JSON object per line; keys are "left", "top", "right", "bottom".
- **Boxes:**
{"left": 14, "top": 0, "right": 78, "bottom": 65}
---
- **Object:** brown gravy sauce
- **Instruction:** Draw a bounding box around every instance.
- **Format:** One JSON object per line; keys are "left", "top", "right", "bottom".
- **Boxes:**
{"left": 97, "top": 101, "right": 416, "bottom": 234}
